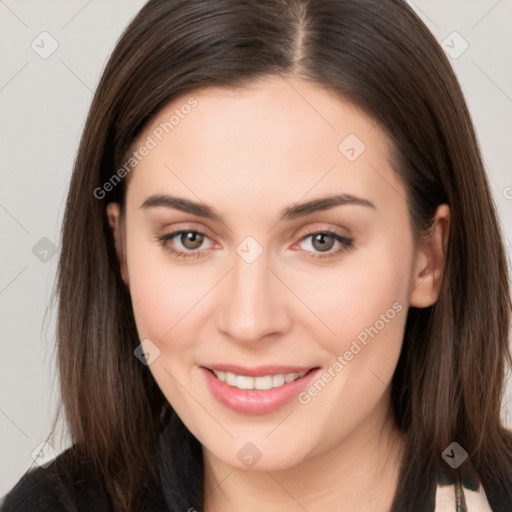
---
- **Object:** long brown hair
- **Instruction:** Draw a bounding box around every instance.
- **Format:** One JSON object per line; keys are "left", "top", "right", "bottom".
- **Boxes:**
{"left": 55, "top": 0, "right": 512, "bottom": 510}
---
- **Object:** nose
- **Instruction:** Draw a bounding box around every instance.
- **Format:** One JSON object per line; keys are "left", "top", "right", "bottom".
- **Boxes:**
{"left": 215, "top": 252, "right": 292, "bottom": 345}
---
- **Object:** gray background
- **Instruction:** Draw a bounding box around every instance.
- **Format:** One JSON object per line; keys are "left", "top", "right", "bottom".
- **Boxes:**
{"left": 1, "top": 0, "right": 511, "bottom": 496}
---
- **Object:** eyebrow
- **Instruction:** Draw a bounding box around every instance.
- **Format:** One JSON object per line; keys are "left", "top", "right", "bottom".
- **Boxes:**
{"left": 140, "top": 193, "right": 376, "bottom": 222}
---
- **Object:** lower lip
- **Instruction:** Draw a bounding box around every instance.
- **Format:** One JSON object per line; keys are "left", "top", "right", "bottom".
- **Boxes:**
{"left": 200, "top": 367, "right": 319, "bottom": 415}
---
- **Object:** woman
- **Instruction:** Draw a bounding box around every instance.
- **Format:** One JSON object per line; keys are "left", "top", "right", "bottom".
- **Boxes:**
{"left": 2, "top": 0, "right": 511, "bottom": 511}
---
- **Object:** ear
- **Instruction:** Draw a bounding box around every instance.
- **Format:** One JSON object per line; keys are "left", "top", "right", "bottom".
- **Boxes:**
{"left": 409, "top": 204, "right": 450, "bottom": 308}
{"left": 106, "top": 202, "right": 129, "bottom": 286}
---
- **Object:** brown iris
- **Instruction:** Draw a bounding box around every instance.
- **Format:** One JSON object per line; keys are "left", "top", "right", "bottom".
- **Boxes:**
{"left": 311, "top": 233, "right": 336, "bottom": 252}
{"left": 180, "top": 231, "right": 204, "bottom": 250}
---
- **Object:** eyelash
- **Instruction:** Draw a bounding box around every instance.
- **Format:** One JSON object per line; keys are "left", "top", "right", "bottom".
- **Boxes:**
{"left": 156, "top": 229, "right": 354, "bottom": 261}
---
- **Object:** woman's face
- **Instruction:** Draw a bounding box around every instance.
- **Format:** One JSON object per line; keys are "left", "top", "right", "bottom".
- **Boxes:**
{"left": 108, "top": 75, "right": 447, "bottom": 472}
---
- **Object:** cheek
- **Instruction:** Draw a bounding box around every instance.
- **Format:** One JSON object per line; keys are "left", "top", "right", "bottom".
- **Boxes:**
{"left": 281, "top": 245, "right": 412, "bottom": 461}
{"left": 287, "top": 242, "right": 411, "bottom": 447}
{"left": 126, "top": 230, "right": 211, "bottom": 345}
{"left": 298, "top": 236, "right": 411, "bottom": 332}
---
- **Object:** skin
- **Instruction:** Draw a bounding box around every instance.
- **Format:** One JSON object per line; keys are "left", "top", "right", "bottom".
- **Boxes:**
{"left": 107, "top": 75, "right": 450, "bottom": 512}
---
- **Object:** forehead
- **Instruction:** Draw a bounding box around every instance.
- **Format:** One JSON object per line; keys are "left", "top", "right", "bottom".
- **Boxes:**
{"left": 124, "top": 75, "right": 406, "bottom": 217}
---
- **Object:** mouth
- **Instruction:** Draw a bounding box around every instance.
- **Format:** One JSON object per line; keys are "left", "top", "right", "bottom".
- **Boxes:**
{"left": 205, "top": 368, "right": 313, "bottom": 390}
{"left": 200, "top": 365, "right": 320, "bottom": 414}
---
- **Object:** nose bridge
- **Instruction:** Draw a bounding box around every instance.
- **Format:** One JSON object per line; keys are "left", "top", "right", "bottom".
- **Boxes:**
{"left": 216, "top": 248, "right": 290, "bottom": 342}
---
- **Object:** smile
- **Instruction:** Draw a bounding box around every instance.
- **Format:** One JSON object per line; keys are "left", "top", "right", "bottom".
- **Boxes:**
{"left": 201, "top": 365, "right": 320, "bottom": 414}
{"left": 210, "top": 369, "right": 309, "bottom": 390}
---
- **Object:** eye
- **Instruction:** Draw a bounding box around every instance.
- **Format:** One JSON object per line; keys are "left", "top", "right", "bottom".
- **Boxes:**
{"left": 156, "top": 228, "right": 354, "bottom": 262}
{"left": 294, "top": 230, "right": 354, "bottom": 260}
{"left": 156, "top": 229, "right": 215, "bottom": 260}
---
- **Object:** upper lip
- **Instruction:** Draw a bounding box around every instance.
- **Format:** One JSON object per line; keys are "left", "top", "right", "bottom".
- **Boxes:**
{"left": 202, "top": 364, "right": 318, "bottom": 377}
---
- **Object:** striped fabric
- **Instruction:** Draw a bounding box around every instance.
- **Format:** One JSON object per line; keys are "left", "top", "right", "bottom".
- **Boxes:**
{"left": 435, "top": 463, "right": 493, "bottom": 511}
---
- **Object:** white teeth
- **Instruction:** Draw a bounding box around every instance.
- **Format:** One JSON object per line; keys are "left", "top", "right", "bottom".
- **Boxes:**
{"left": 236, "top": 375, "right": 254, "bottom": 390}
{"left": 212, "top": 370, "right": 308, "bottom": 390}
{"left": 272, "top": 374, "right": 285, "bottom": 387}
{"left": 255, "top": 375, "right": 273, "bottom": 390}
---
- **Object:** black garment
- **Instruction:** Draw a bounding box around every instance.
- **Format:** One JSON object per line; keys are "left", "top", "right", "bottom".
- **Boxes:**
{"left": 2, "top": 418, "right": 510, "bottom": 511}
{"left": 1, "top": 447, "right": 113, "bottom": 511}
{"left": 1, "top": 414, "right": 201, "bottom": 512}
{"left": 0, "top": 447, "right": 168, "bottom": 512}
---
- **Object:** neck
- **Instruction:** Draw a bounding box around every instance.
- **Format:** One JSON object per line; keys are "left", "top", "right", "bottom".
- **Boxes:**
{"left": 202, "top": 399, "right": 405, "bottom": 512}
